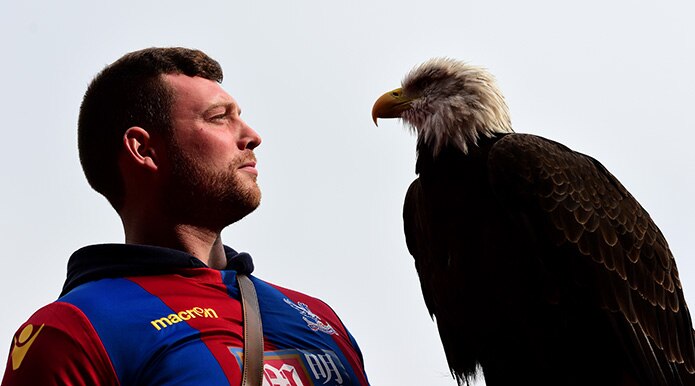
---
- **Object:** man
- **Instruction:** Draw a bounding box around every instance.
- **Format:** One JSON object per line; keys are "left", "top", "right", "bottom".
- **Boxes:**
{"left": 2, "top": 47, "right": 370, "bottom": 386}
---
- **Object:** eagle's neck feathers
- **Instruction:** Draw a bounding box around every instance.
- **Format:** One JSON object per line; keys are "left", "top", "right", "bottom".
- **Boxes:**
{"left": 402, "top": 58, "right": 513, "bottom": 155}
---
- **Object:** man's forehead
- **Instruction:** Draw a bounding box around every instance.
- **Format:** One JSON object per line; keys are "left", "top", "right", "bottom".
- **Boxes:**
{"left": 163, "top": 73, "right": 238, "bottom": 109}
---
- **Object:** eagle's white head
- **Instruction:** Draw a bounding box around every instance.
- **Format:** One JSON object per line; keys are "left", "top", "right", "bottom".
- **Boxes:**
{"left": 372, "top": 58, "right": 513, "bottom": 155}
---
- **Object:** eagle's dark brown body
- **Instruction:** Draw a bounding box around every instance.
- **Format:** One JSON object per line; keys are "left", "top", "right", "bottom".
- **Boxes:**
{"left": 404, "top": 133, "right": 695, "bottom": 386}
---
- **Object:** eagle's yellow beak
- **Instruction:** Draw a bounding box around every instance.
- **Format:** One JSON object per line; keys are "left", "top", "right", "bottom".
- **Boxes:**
{"left": 371, "top": 88, "right": 415, "bottom": 126}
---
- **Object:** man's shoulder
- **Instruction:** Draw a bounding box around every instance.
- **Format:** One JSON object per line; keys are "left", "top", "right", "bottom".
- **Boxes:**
{"left": 19, "top": 301, "right": 93, "bottom": 334}
{"left": 3, "top": 301, "right": 117, "bottom": 385}
{"left": 257, "top": 279, "right": 319, "bottom": 300}
{"left": 251, "top": 277, "right": 350, "bottom": 335}
{"left": 254, "top": 277, "right": 333, "bottom": 311}
{"left": 9, "top": 300, "right": 100, "bottom": 361}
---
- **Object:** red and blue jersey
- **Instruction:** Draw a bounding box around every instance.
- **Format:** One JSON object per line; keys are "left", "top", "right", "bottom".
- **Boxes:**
{"left": 2, "top": 244, "right": 369, "bottom": 386}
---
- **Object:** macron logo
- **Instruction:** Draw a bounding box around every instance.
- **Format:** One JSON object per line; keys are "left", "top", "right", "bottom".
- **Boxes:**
{"left": 150, "top": 307, "right": 219, "bottom": 331}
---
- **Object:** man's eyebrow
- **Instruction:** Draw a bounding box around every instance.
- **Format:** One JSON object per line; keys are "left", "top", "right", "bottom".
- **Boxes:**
{"left": 204, "top": 102, "right": 239, "bottom": 115}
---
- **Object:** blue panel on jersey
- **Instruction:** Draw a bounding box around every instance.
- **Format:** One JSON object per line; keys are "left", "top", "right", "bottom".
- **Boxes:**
{"left": 60, "top": 278, "right": 230, "bottom": 385}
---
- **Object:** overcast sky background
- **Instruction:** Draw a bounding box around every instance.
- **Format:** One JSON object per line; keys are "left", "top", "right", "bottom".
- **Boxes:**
{"left": 1, "top": 1, "right": 694, "bottom": 385}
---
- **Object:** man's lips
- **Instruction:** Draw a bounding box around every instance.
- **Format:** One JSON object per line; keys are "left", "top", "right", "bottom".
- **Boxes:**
{"left": 239, "top": 161, "right": 258, "bottom": 176}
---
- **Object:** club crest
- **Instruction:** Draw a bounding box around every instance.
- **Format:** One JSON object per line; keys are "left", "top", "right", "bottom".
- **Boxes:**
{"left": 283, "top": 298, "right": 337, "bottom": 336}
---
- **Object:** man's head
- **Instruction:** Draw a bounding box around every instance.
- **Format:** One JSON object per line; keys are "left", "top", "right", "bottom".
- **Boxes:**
{"left": 159, "top": 73, "right": 262, "bottom": 229}
{"left": 78, "top": 47, "right": 261, "bottom": 227}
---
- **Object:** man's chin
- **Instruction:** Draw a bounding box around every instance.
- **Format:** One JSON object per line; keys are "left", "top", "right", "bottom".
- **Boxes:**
{"left": 225, "top": 198, "right": 260, "bottom": 226}
{"left": 227, "top": 185, "right": 261, "bottom": 222}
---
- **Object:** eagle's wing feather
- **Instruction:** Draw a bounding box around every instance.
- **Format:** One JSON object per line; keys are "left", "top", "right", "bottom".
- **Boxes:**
{"left": 488, "top": 133, "right": 695, "bottom": 384}
{"left": 404, "top": 176, "right": 484, "bottom": 385}
{"left": 404, "top": 179, "right": 436, "bottom": 314}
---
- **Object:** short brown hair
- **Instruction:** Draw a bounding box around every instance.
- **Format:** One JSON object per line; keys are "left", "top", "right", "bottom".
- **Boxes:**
{"left": 77, "top": 47, "right": 223, "bottom": 210}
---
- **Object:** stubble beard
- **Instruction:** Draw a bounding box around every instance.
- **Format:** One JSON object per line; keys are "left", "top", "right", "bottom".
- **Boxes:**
{"left": 165, "top": 147, "right": 261, "bottom": 229}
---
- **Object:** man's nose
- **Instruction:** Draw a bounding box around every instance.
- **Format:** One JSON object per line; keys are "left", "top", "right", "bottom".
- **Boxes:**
{"left": 239, "top": 120, "right": 262, "bottom": 150}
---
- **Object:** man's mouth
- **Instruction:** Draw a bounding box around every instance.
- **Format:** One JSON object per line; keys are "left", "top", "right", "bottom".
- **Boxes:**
{"left": 239, "top": 161, "right": 258, "bottom": 176}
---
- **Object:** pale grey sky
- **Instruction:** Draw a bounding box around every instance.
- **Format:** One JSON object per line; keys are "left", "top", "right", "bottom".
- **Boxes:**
{"left": 1, "top": 1, "right": 694, "bottom": 385}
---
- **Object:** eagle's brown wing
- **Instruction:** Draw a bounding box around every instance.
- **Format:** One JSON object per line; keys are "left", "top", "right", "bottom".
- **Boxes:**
{"left": 488, "top": 133, "right": 695, "bottom": 385}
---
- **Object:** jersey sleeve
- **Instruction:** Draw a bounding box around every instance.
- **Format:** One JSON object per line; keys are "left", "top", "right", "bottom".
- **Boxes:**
{"left": 2, "top": 302, "right": 118, "bottom": 386}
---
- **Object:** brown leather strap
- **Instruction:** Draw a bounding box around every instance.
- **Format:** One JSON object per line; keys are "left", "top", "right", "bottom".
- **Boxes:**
{"left": 237, "top": 274, "right": 264, "bottom": 386}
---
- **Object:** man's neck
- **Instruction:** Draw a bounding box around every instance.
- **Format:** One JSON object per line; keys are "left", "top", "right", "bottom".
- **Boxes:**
{"left": 124, "top": 222, "right": 227, "bottom": 269}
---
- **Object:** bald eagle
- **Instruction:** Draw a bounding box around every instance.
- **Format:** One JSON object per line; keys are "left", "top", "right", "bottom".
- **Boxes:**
{"left": 371, "top": 58, "right": 695, "bottom": 386}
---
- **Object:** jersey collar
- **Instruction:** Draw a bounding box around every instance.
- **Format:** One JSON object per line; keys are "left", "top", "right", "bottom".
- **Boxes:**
{"left": 61, "top": 244, "right": 254, "bottom": 296}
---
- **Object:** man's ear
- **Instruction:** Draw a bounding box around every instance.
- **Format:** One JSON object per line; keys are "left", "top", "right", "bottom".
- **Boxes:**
{"left": 123, "top": 127, "right": 158, "bottom": 171}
